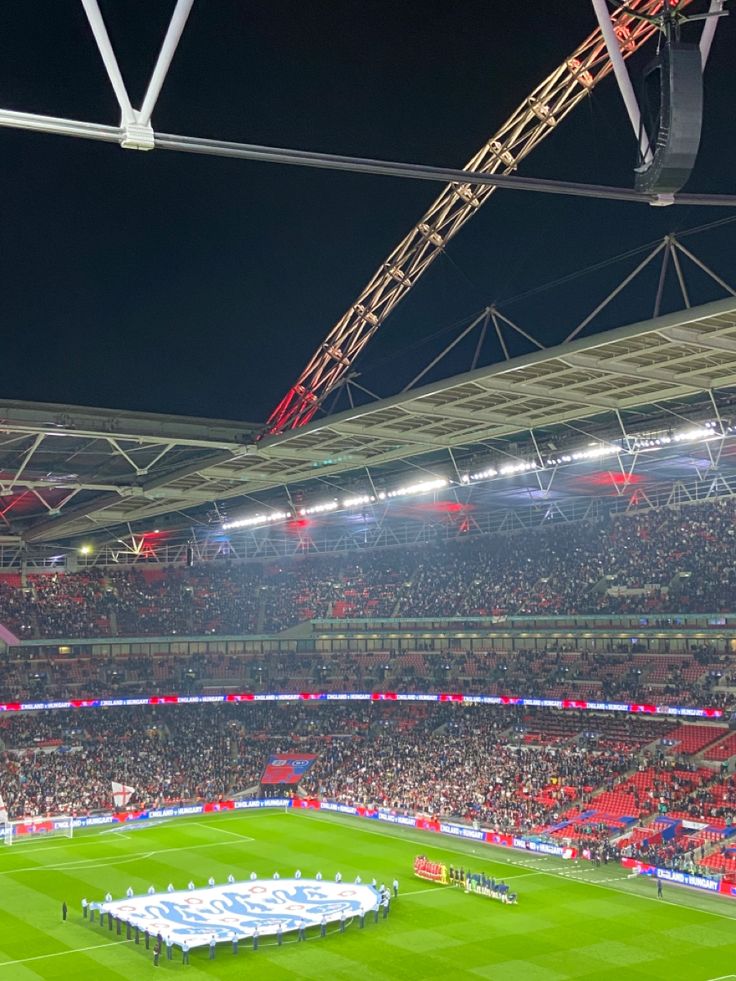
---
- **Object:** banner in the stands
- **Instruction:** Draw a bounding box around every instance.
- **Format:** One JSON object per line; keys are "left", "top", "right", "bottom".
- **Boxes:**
{"left": 260, "top": 754, "right": 317, "bottom": 784}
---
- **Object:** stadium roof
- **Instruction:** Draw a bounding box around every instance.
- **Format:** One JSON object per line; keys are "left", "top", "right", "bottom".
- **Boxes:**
{"left": 4, "top": 296, "right": 736, "bottom": 546}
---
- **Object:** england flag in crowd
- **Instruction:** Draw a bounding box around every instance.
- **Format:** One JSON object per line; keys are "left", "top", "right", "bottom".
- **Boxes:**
{"left": 112, "top": 782, "right": 135, "bottom": 808}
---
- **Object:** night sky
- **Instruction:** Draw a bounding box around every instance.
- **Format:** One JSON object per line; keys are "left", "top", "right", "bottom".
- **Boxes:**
{"left": 0, "top": 1, "right": 733, "bottom": 424}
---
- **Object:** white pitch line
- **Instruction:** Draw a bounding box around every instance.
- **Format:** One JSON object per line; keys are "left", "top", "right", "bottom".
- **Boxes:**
{"left": 0, "top": 837, "right": 118, "bottom": 857}
{"left": 0, "top": 852, "right": 154, "bottom": 876}
{"left": 0, "top": 811, "right": 270, "bottom": 859}
{"left": 397, "top": 886, "right": 446, "bottom": 898}
{"left": 296, "top": 812, "right": 736, "bottom": 925}
{"left": 0, "top": 939, "right": 130, "bottom": 968}
{"left": 0, "top": 839, "right": 250, "bottom": 876}
{"left": 191, "top": 822, "right": 254, "bottom": 842}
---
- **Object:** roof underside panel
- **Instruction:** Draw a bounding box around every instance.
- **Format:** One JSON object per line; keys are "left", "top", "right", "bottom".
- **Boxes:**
{"left": 12, "top": 298, "right": 736, "bottom": 542}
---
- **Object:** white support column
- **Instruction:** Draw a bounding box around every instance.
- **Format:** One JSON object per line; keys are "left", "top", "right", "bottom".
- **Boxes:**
{"left": 80, "top": 0, "right": 135, "bottom": 124}
{"left": 138, "top": 0, "right": 196, "bottom": 126}
{"left": 591, "top": 0, "right": 653, "bottom": 165}
{"left": 79, "top": 0, "right": 155, "bottom": 149}
{"left": 699, "top": 0, "right": 724, "bottom": 68}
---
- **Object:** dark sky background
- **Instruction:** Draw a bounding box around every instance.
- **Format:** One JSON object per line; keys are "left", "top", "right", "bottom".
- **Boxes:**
{"left": 0, "top": 0, "right": 733, "bottom": 424}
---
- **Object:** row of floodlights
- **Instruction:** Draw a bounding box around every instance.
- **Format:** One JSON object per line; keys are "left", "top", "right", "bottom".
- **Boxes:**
{"left": 464, "top": 440, "right": 639, "bottom": 481}
{"left": 222, "top": 479, "right": 447, "bottom": 531}
{"left": 629, "top": 421, "right": 722, "bottom": 450}
{"left": 221, "top": 421, "right": 730, "bottom": 532}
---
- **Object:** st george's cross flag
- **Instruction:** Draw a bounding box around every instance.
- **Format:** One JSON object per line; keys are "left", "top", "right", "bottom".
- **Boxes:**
{"left": 112, "top": 782, "right": 136, "bottom": 808}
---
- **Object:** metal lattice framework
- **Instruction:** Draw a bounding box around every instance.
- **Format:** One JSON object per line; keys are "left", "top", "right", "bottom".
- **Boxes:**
{"left": 1, "top": 296, "right": 735, "bottom": 546}
{"left": 5, "top": 0, "right": 736, "bottom": 559}
{"left": 3, "top": 464, "right": 736, "bottom": 571}
{"left": 265, "top": 0, "right": 693, "bottom": 434}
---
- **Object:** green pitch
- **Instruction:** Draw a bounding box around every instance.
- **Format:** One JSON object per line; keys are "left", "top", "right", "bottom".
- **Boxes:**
{"left": 1, "top": 809, "right": 735, "bottom": 980}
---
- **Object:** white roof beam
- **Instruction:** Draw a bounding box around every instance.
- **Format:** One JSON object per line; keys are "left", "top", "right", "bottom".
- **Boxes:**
{"left": 562, "top": 352, "right": 712, "bottom": 390}
{"left": 659, "top": 325, "right": 736, "bottom": 354}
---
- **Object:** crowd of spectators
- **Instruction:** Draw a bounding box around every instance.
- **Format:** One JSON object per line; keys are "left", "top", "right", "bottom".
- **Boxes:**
{"left": 0, "top": 701, "right": 720, "bottom": 822}
{"left": 3, "top": 498, "right": 736, "bottom": 881}
{"left": 0, "top": 702, "right": 351, "bottom": 819}
{"left": 298, "top": 708, "right": 638, "bottom": 832}
{"left": 0, "top": 703, "right": 630, "bottom": 823}
{"left": 1, "top": 499, "right": 736, "bottom": 640}
{"left": 0, "top": 644, "right": 731, "bottom": 711}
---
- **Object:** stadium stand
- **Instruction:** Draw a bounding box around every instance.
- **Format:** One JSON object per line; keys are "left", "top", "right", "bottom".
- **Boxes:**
{"left": 0, "top": 645, "right": 731, "bottom": 709}
{"left": 2, "top": 500, "right": 736, "bottom": 640}
{"left": 0, "top": 702, "right": 731, "bottom": 827}
{"left": 3, "top": 498, "right": 736, "bottom": 883}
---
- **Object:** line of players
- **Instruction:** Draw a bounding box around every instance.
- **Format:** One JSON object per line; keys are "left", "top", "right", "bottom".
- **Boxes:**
{"left": 449, "top": 865, "right": 518, "bottom": 904}
{"left": 413, "top": 855, "right": 448, "bottom": 883}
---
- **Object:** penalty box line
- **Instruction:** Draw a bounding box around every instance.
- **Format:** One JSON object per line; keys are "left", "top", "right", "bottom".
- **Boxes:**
{"left": 0, "top": 810, "right": 263, "bottom": 857}
{"left": 190, "top": 821, "right": 255, "bottom": 842}
{"left": 0, "top": 940, "right": 131, "bottom": 969}
{"left": 0, "top": 837, "right": 256, "bottom": 877}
